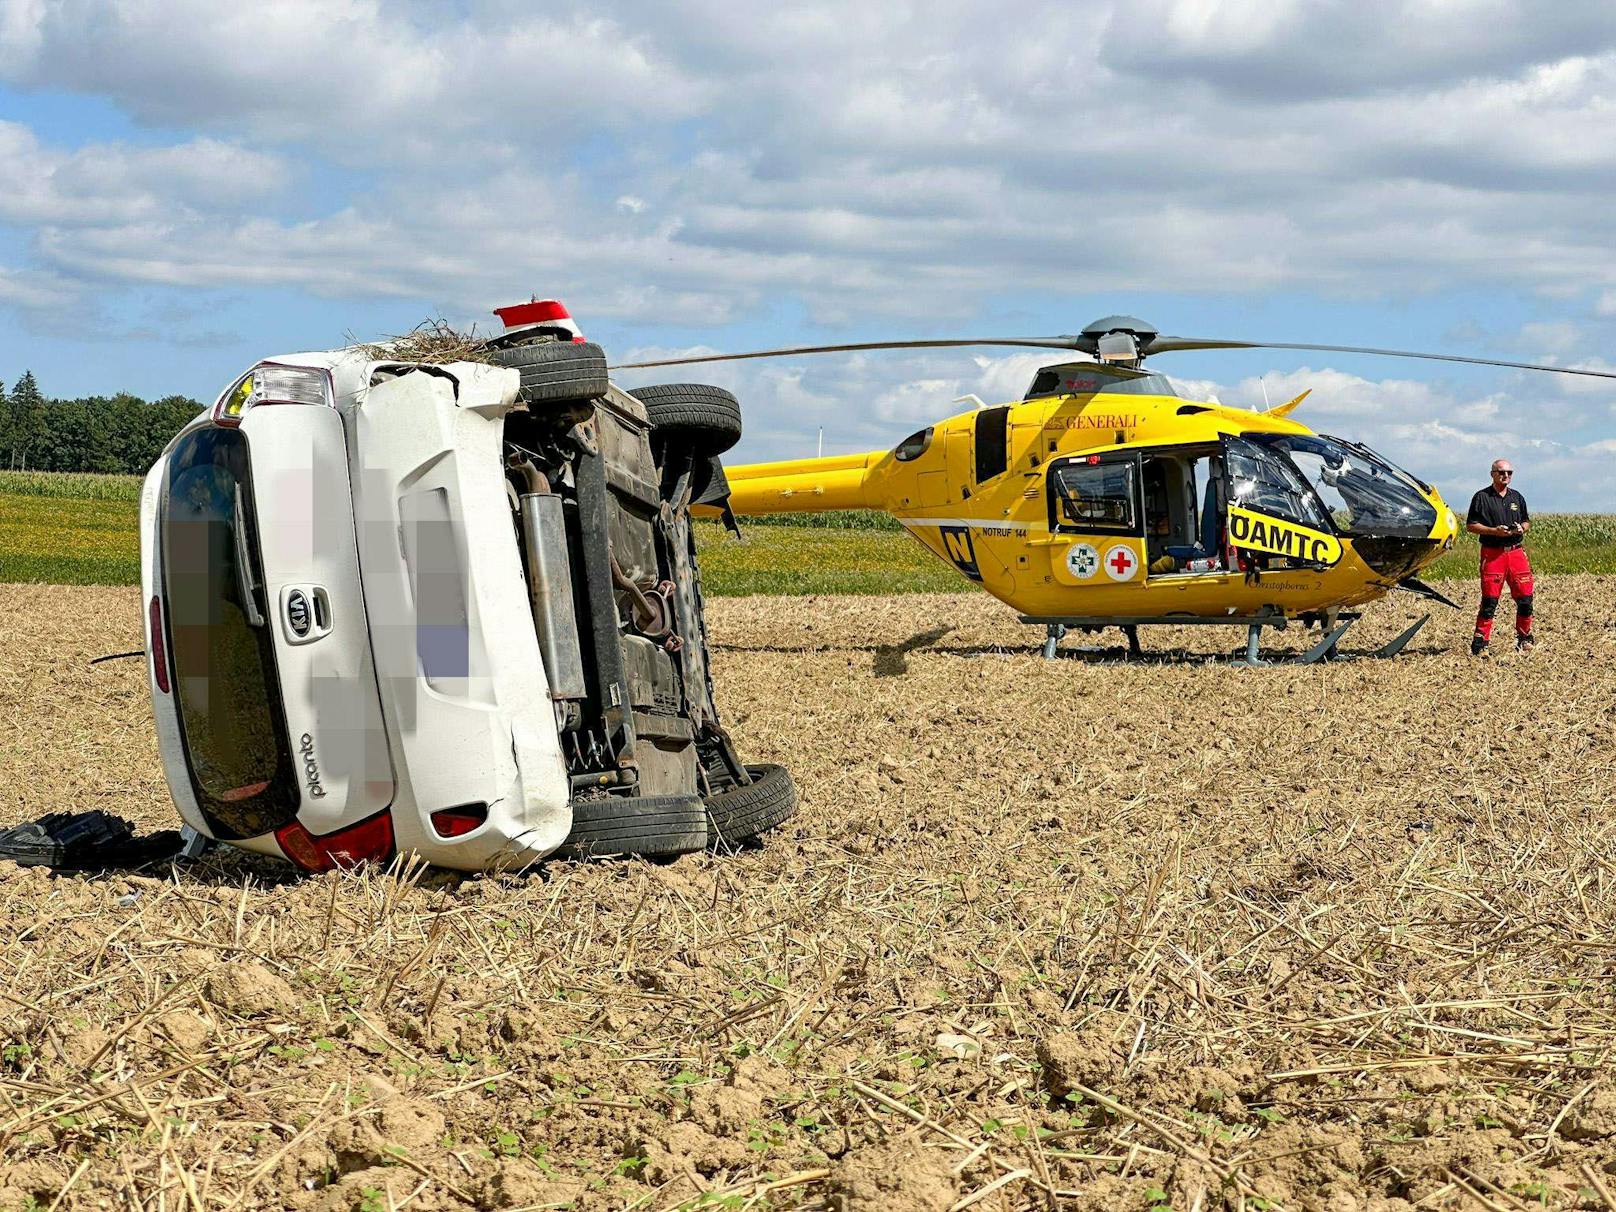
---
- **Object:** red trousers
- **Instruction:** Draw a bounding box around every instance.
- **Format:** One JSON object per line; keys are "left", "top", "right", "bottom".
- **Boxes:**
{"left": 1475, "top": 546, "right": 1533, "bottom": 641}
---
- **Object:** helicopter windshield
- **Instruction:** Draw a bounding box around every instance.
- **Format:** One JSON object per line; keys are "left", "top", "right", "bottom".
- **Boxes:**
{"left": 1258, "top": 435, "right": 1437, "bottom": 539}
{"left": 1223, "top": 437, "right": 1332, "bottom": 532}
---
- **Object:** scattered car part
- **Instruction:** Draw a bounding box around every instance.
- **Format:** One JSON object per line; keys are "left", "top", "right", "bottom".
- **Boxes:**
{"left": 0, "top": 812, "right": 181, "bottom": 870}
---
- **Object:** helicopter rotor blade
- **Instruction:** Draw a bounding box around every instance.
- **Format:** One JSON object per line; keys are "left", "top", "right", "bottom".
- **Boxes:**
{"left": 610, "top": 336, "right": 1085, "bottom": 370}
{"left": 1146, "top": 335, "right": 1616, "bottom": 380}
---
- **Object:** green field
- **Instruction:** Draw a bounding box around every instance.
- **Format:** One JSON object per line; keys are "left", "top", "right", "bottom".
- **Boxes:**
{"left": 0, "top": 492, "right": 141, "bottom": 585}
{"left": 697, "top": 521, "right": 960, "bottom": 595}
{"left": 2, "top": 471, "right": 1612, "bottom": 591}
{"left": 0, "top": 469, "right": 144, "bottom": 501}
{"left": 1422, "top": 513, "right": 1616, "bottom": 579}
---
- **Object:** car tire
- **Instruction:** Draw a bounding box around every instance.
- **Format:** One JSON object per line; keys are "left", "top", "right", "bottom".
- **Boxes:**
{"left": 489, "top": 341, "right": 609, "bottom": 404}
{"left": 557, "top": 793, "right": 708, "bottom": 859}
{"left": 704, "top": 763, "right": 796, "bottom": 849}
{"left": 630, "top": 384, "right": 743, "bottom": 456}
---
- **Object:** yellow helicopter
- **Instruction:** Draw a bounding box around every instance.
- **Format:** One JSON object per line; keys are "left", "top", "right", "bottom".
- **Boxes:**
{"left": 619, "top": 316, "right": 1614, "bottom": 663}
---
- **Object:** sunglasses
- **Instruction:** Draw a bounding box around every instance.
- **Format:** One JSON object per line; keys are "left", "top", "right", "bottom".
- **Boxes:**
{"left": 1492, "top": 469, "right": 1514, "bottom": 477}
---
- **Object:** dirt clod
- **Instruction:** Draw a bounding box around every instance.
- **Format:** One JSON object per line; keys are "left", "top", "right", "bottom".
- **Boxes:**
{"left": 1037, "top": 1029, "right": 1119, "bottom": 1098}
{"left": 825, "top": 1135, "right": 958, "bottom": 1211}
{"left": 205, "top": 961, "right": 298, "bottom": 1016}
{"left": 474, "top": 1159, "right": 581, "bottom": 1211}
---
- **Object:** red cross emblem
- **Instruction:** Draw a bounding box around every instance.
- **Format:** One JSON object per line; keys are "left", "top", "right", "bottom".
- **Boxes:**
{"left": 1104, "top": 544, "right": 1137, "bottom": 581}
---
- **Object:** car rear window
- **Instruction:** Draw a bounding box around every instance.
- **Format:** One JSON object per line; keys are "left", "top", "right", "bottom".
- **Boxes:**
{"left": 161, "top": 427, "right": 300, "bottom": 839}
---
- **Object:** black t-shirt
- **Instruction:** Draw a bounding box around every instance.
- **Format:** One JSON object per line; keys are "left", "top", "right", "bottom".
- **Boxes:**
{"left": 1466, "top": 487, "right": 1529, "bottom": 549}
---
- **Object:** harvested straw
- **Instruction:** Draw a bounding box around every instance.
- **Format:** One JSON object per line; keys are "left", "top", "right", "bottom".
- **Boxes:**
{"left": 350, "top": 316, "right": 496, "bottom": 365}
{"left": 4, "top": 577, "right": 1615, "bottom": 1210}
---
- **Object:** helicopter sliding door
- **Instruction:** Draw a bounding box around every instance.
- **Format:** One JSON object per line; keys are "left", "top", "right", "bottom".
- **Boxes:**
{"left": 1219, "top": 436, "right": 1343, "bottom": 569}
{"left": 1046, "top": 451, "right": 1147, "bottom": 587}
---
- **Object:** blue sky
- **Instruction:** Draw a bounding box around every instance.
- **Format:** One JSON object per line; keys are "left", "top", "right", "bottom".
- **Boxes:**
{"left": 2, "top": 0, "right": 1614, "bottom": 508}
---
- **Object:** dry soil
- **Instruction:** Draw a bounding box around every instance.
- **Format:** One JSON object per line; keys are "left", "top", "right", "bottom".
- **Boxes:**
{"left": 2, "top": 579, "right": 1615, "bottom": 1211}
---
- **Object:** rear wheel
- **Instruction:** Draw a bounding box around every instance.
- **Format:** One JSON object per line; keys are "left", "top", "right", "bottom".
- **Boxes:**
{"left": 630, "top": 384, "right": 743, "bottom": 456}
{"left": 557, "top": 793, "right": 707, "bottom": 858}
{"left": 489, "top": 341, "right": 609, "bottom": 404}
{"left": 704, "top": 763, "right": 796, "bottom": 849}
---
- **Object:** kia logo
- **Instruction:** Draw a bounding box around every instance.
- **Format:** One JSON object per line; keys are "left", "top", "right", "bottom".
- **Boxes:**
{"left": 287, "top": 590, "right": 311, "bottom": 637}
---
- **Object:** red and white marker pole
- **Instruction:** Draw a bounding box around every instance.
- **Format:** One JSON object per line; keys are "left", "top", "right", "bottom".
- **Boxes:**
{"left": 493, "top": 298, "right": 586, "bottom": 343}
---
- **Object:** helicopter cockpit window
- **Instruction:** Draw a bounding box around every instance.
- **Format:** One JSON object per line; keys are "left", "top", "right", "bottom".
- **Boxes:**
{"left": 1223, "top": 438, "right": 1331, "bottom": 532}
{"left": 1259, "top": 434, "right": 1436, "bottom": 538}
{"left": 893, "top": 426, "right": 933, "bottom": 462}
{"left": 1051, "top": 460, "right": 1137, "bottom": 533}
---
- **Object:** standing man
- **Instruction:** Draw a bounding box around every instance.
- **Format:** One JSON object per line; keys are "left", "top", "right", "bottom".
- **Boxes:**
{"left": 1466, "top": 459, "right": 1534, "bottom": 655}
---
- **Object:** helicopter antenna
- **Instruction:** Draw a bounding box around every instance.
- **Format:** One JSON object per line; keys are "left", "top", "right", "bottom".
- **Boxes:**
{"left": 1260, "top": 376, "right": 1271, "bottom": 409}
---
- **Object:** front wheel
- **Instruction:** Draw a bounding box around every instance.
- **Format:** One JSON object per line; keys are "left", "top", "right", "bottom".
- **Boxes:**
{"left": 557, "top": 794, "right": 708, "bottom": 859}
{"left": 704, "top": 763, "right": 796, "bottom": 849}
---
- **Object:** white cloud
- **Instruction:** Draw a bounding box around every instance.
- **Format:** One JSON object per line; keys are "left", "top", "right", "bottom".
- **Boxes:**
{"left": 6, "top": 4, "right": 1616, "bottom": 318}
{"left": 0, "top": 0, "right": 1612, "bottom": 486}
{"left": 0, "top": 122, "right": 284, "bottom": 227}
{"left": 1103, "top": 1, "right": 1616, "bottom": 101}
{"left": 0, "top": 1, "right": 712, "bottom": 161}
{"left": 0, "top": 263, "right": 77, "bottom": 311}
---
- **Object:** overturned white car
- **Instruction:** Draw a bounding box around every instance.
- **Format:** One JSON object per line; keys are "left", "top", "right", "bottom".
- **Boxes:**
{"left": 138, "top": 301, "right": 794, "bottom": 873}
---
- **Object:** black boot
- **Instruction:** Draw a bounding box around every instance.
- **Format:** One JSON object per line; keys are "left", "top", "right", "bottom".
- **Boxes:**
{"left": 1470, "top": 635, "right": 1489, "bottom": 656}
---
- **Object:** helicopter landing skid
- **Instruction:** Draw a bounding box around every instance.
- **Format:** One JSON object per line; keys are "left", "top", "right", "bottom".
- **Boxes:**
{"left": 1025, "top": 611, "right": 1429, "bottom": 665}
{"left": 1253, "top": 612, "right": 1430, "bottom": 665}
{"left": 1038, "top": 623, "right": 1143, "bottom": 660}
{"left": 1292, "top": 612, "right": 1431, "bottom": 664}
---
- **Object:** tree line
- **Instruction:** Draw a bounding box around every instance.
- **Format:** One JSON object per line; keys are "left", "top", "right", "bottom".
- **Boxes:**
{"left": 0, "top": 371, "right": 204, "bottom": 474}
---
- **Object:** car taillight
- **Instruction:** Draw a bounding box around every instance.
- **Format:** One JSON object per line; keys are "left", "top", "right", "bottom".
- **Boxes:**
{"left": 214, "top": 363, "right": 335, "bottom": 426}
{"left": 148, "top": 595, "right": 170, "bottom": 693}
{"left": 430, "top": 803, "right": 488, "bottom": 839}
{"left": 275, "top": 810, "right": 394, "bottom": 872}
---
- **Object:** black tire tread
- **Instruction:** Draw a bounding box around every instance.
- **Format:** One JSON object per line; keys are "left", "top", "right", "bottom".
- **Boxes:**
{"left": 629, "top": 384, "right": 742, "bottom": 455}
{"left": 489, "top": 341, "right": 609, "bottom": 404}
{"left": 558, "top": 793, "right": 707, "bottom": 858}
{"left": 704, "top": 763, "right": 796, "bottom": 849}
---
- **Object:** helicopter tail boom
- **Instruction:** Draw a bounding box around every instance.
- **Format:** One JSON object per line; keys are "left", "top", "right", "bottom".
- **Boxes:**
{"left": 698, "top": 451, "right": 883, "bottom": 516}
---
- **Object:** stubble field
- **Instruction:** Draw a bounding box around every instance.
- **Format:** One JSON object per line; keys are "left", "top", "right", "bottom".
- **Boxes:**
{"left": 3, "top": 578, "right": 1615, "bottom": 1212}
